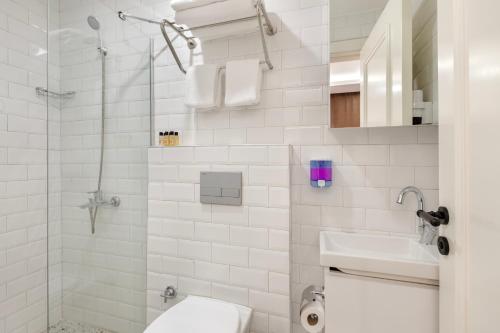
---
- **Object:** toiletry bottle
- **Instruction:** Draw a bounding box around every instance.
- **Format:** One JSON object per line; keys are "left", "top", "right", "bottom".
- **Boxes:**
{"left": 174, "top": 132, "right": 179, "bottom": 146}
{"left": 165, "top": 132, "right": 170, "bottom": 146}
{"left": 159, "top": 132, "right": 164, "bottom": 146}
{"left": 168, "top": 131, "right": 175, "bottom": 146}
{"left": 165, "top": 131, "right": 169, "bottom": 146}
{"left": 163, "top": 132, "right": 170, "bottom": 146}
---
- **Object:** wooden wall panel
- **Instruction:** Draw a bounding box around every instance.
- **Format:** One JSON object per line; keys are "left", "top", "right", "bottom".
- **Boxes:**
{"left": 330, "top": 92, "right": 361, "bottom": 128}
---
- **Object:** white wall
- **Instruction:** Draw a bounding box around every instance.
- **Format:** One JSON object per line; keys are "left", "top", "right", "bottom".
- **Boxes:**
{"left": 0, "top": 1, "right": 60, "bottom": 332}
{"left": 290, "top": 126, "right": 438, "bottom": 332}
{"left": 0, "top": 1, "right": 439, "bottom": 333}
{"left": 146, "top": 1, "right": 439, "bottom": 332}
{"left": 147, "top": 145, "right": 291, "bottom": 333}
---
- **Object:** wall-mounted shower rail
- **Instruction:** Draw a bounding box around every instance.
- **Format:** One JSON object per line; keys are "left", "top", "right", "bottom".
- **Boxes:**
{"left": 159, "top": 20, "right": 188, "bottom": 74}
{"left": 118, "top": 11, "right": 197, "bottom": 49}
{"left": 36, "top": 87, "right": 76, "bottom": 98}
{"left": 117, "top": 0, "right": 277, "bottom": 73}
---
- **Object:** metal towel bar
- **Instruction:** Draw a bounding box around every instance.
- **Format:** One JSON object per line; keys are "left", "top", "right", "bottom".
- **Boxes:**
{"left": 118, "top": 0, "right": 276, "bottom": 73}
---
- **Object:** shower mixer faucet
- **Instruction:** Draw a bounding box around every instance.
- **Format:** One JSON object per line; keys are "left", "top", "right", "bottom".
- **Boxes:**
{"left": 80, "top": 190, "right": 120, "bottom": 234}
{"left": 84, "top": 190, "right": 121, "bottom": 208}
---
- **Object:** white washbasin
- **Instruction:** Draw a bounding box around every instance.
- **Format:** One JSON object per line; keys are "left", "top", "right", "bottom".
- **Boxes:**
{"left": 320, "top": 231, "right": 439, "bottom": 282}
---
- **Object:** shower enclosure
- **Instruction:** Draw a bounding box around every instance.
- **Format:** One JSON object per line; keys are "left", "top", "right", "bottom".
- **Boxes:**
{"left": 46, "top": 1, "right": 152, "bottom": 332}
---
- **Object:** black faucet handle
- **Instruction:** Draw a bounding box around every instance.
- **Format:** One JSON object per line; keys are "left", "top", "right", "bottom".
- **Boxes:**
{"left": 417, "top": 207, "right": 450, "bottom": 227}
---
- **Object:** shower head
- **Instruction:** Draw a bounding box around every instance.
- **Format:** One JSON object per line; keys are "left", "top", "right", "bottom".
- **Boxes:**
{"left": 87, "top": 16, "right": 107, "bottom": 55}
{"left": 87, "top": 16, "right": 101, "bottom": 31}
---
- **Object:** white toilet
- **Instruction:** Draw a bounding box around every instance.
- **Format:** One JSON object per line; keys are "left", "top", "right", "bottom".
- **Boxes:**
{"left": 145, "top": 296, "right": 252, "bottom": 333}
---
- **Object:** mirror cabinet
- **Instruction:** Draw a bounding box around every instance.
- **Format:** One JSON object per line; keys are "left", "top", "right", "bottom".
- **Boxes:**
{"left": 329, "top": 0, "right": 438, "bottom": 128}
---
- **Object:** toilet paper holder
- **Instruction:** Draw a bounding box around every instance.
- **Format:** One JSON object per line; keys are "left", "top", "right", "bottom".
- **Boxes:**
{"left": 302, "top": 285, "right": 325, "bottom": 303}
{"left": 301, "top": 285, "right": 326, "bottom": 333}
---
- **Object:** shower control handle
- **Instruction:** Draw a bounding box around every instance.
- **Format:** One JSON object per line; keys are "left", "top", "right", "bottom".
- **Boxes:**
{"left": 110, "top": 196, "right": 121, "bottom": 207}
{"left": 160, "top": 286, "right": 177, "bottom": 303}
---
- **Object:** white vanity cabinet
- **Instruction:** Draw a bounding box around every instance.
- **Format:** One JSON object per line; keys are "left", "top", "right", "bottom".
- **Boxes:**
{"left": 324, "top": 269, "right": 438, "bottom": 333}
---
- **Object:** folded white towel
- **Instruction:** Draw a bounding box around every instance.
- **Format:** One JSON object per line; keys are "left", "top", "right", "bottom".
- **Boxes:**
{"left": 175, "top": 0, "right": 257, "bottom": 30}
{"left": 185, "top": 64, "right": 222, "bottom": 110}
{"left": 224, "top": 59, "right": 262, "bottom": 107}
{"left": 171, "top": 0, "right": 225, "bottom": 12}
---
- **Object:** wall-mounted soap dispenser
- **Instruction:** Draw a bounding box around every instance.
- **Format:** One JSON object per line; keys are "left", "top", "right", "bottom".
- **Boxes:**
{"left": 310, "top": 160, "right": 332, "bottom": 188}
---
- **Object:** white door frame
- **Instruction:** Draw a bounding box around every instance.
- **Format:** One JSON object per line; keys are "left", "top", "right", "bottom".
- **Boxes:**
{"left": 438, "top": 0, "right": 468, "bottom": 332}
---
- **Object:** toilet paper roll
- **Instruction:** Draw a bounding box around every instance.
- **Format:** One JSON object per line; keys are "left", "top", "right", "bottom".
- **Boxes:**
{"left": 300, "top": 300, "right": 325, "bottom": 333}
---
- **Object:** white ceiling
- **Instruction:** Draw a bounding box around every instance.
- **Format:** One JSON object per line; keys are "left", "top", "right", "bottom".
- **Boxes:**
{"left": 331, "top": 0, "right": 425, "bottom": 19}
{"left": 329, "top": 0, "right": 426, "bottom": 47}
{"left": 330, "top": 0, "right": 389, "bottom": 18}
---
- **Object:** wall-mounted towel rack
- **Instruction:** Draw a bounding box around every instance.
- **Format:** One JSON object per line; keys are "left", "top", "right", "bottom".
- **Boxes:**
{"left": 118, "top": 0, "right": 277, "bottom": 74}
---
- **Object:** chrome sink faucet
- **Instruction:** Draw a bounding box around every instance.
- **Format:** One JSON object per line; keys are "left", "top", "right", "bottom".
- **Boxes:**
{"left": 396, "top": 186, "right": 438, "bottom": 245}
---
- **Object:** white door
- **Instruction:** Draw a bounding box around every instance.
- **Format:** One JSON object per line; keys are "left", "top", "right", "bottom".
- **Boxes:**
{"left": 359, "top": 0, "right": 412, "bottom": 127}
{"left": 439, "top": 0, "right": 500, "bottom": 332}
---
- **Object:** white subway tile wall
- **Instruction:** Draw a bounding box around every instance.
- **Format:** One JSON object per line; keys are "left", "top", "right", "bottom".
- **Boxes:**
{"left": 147, "top": 145, "right": 292, "bottom": 333}
{"left": 0, "top": 1, "right": 60, "bottom": 332}
{"left": 289, "top": 129, "right": 438, "bottom": 332}
{"left": 146, "top": 1, "right": 439, "bottom": 332}
{"left": 1, "top": 1, "right": 439, "bottom": 333}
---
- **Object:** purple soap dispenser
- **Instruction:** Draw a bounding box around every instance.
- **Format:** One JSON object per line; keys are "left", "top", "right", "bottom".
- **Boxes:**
{"left": 310, "top": 160, "right": 333, "bottom": 188}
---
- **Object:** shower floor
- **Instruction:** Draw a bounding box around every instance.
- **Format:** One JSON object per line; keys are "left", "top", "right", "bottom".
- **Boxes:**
{"left": 49, "top": 320, "right": 115, "bottom": 333}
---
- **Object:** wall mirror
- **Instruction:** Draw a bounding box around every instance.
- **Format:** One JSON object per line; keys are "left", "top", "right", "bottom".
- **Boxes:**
{"left": 329, "top": 0, "right": 438, "bottom": 128}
